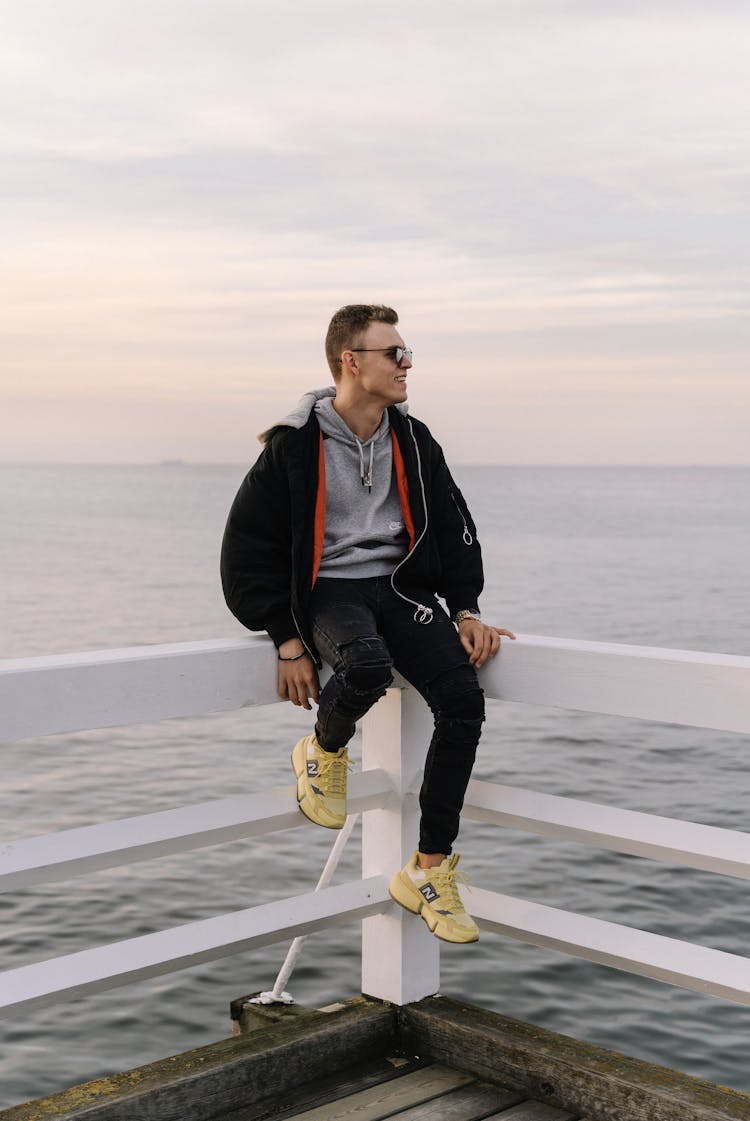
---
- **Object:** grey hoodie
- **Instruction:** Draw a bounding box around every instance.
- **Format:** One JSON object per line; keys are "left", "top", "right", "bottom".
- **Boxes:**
{"left": 313, "top": 395, "right": 409, "bottom": 578}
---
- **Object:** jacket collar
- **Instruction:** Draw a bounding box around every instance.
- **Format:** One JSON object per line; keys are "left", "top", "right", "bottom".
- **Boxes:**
{"left": 259, "top": 386, "right": 409, "bottom": 444}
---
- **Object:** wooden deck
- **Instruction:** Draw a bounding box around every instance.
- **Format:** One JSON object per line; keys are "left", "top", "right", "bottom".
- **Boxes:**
{"left": 3, "top": 996, "right": 749, "bottom": 1121}
{"left": 219, "top": 1053, "right": 578, "bottom": 1121}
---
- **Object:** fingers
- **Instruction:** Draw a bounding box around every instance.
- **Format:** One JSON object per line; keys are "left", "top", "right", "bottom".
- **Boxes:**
{"left": 459, "top": 621, "right": 491, "bottom": 667}
{"left": 458, "top": 629, "right": 475, "bottom": 660}
{"left": 471, "top": 625, "right": 494, "bottom": 668}
{"left": 280, "top": 675, "right": 310, "bottom": 709}
{"left": 292, "top": 677, "right": 313, "bottom": 710}
{"left": 458, "top": 621, "right": 517, "bottom": 668}
{"left": 278, "top": 658, "right": 319, "bottom": 710}
{"left": 480, "top": 626, "right": 516, "bottom": 665}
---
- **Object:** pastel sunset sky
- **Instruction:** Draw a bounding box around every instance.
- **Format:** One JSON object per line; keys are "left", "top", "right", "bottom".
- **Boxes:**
{"left": 2, "top": 0, "right": 749, "bottom": 464}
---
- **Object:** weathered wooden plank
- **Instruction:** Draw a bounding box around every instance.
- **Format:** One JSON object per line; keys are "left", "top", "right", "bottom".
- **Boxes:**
{"left": 219, "top": 1054, "right": 430, "bottom": 1121}
{"left": 388, "top": 1079, "right": 523, "bottom": 1120}
{"left": 400, "top": 997, "right": 750, "bottom": 1121}
{"left": 484, "top": 1103, "right": 579, "bottom": 1120}
{"left": 0, "top": 999, "right": 395, "bottom": 1121}
{"left": 283, "top": 1065, "right": 474, "bottom": 1121}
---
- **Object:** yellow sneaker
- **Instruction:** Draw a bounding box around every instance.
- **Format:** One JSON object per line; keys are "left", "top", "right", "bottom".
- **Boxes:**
{"left": 389, "top": 851, "right": 479, "bottom": 944}
{"left": 291, "top": 733, "right": 350, "bottom": 829}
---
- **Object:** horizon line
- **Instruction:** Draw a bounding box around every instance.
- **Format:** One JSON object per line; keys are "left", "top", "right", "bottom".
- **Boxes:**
{"left": 2, "top": 461, "right": 750, "bottom": 470}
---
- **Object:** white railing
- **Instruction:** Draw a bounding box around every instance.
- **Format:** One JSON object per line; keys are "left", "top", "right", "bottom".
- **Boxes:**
{"left": 2, "top": 635, "right": 750, "bottom": 1015}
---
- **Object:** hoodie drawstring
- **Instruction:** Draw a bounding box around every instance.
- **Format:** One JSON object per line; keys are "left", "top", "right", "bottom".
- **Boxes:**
{"left": 357, "top": 439, "right": 374, "bottom": 493}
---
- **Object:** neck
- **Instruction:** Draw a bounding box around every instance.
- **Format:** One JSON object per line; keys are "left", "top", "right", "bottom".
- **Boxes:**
{"left": 331, "top": 392, "right": 386, "bottom": 442}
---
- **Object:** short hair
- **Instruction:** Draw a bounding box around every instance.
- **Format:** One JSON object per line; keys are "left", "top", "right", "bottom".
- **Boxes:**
{"left": 325, "top": 304, "right": 398, "bottom": 378}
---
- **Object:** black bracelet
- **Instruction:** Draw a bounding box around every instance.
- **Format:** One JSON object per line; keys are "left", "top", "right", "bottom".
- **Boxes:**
{"left": 278, "top": 650, "right": 307, "bottom": 662}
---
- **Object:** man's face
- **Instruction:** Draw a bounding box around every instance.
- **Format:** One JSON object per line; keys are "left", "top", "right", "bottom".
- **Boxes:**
{"left": 346, "top": 321, "right": 412, "bottom": 406}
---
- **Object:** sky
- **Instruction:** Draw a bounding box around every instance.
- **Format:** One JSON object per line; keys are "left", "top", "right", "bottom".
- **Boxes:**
{"left": 2, "top": 0, "right": 749, "bottom": 465}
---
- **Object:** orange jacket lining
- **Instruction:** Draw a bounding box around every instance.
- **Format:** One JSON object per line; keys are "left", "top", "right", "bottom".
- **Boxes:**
{"left": 311, "top": 426, "right": 416, "bottom": 589}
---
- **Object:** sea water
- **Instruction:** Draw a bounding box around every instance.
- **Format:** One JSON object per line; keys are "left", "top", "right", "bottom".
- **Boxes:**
{"left": 1, "top": 463, "right": 749, "bottom": 1106}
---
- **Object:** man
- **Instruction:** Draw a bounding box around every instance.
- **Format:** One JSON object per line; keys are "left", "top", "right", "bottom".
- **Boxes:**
{"left": 221, "top": 304, "right": 514, "bottom": 944}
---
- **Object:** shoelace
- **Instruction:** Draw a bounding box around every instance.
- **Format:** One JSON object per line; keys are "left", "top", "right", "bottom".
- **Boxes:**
{"left": 430, "top": 859, "right": 472, "bottom": 912}
{"left": 316, "top": 751, "right": 354, "bottom": 796}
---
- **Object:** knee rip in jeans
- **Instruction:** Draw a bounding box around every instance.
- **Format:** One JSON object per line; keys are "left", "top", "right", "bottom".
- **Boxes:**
{"left": 340, "top": 637, "right": 394, "bottom": 695}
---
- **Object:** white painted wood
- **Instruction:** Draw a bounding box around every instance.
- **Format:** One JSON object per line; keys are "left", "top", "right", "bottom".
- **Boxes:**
{"left": 3, "top": 632, "right": 750, "bottom": 1018}
{"left": 0, "top": 770, "right": 395, "bottom": 892}
{"left": 0, "top": 877, "right": 390, "bottom": 1017}
{"left": 361, "top": 687, "right": 441, "bottom": 1004}
{"left": 463, "top": 780, "right": 750, "bottom": 879}
{"left": 480, "top": 634, "right": 750, "bottom": 734}
{"left": 470, "top": 886, "right": 750, "bottom": 1006}
{"left": 0, "top": 637, "right": 279, "bottom": 742}
{"left": 3, "top": 633, "right": 750, "bottom": 744}
{"left": 269, "top": 812, "right": 360, "bottom": 1000}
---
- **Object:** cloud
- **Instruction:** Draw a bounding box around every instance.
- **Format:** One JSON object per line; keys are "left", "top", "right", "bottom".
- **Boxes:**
{"left": 1, "top": 1, "right": 749, "bottom": 461}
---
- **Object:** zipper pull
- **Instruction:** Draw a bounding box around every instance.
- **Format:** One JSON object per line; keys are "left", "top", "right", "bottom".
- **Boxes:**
{"left": 451, "top": 491, "right": 473, "bottom": 545}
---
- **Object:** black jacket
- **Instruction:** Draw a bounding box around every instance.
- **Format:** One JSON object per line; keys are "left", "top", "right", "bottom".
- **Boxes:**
{"left": 220, "top": 403, "right": 484, "bottom": 666}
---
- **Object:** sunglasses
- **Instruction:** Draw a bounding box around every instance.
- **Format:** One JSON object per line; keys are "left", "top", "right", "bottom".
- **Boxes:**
{"left": 348, "top": 346, "right": 413, "bottom": 368}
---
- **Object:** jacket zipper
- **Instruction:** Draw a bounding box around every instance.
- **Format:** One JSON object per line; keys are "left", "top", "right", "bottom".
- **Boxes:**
{"left": 292, "top": 597, "right": 318, "bottom": 665}
{"left": 451, "top": 490, "right": 473, "bottom": 545}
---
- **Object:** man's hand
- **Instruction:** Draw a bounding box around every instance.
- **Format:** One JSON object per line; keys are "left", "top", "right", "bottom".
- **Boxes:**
{"left": 277, "top": 638, "right": 320, "bottom": 710}
{"left": 458, "top": 619, "right": 516, "bottom": 669}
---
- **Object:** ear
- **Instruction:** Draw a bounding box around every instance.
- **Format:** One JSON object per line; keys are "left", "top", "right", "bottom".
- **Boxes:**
{"left": 341, "top": 350, "right": 359, "bottom": 375}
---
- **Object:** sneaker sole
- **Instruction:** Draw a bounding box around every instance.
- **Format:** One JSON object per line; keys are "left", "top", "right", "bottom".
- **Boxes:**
{"left": 389, "top": 872, "right": 479, "bottom": 944}
{"left": 388, "top": 871, "right": 423, "bottom": 915}
{"left": 422, "top": 903, "right": 479, "bottom": 944}
{"left": 290, "top": 740, "right": 345, "bottom": 830}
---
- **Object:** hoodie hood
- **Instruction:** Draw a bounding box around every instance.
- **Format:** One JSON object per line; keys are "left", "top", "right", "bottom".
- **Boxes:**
{"left": 314, "top": 395, "right": 392, "bottom": 491}
{"left": 314, "top": 395, "right": 391, "bottom": 446}
{"left": 259, "top": 386, "right": 408, "bottom": 443}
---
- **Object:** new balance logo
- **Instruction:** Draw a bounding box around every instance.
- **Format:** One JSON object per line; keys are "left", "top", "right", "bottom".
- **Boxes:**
{"left": 419, "top": 882, "right": 439, "bottom": 904}
{"left": 307, "top": 760, "right": 319, "bottom": 777}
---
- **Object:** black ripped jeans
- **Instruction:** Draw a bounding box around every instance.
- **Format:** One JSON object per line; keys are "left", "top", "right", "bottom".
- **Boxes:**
{"left": 310, "top": 575, "right": 485, "bottom": 855}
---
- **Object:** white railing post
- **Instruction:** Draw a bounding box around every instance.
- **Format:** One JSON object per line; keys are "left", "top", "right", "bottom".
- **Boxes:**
{"left": 361, "top": 684, "right": 440, "bottom": 1004}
